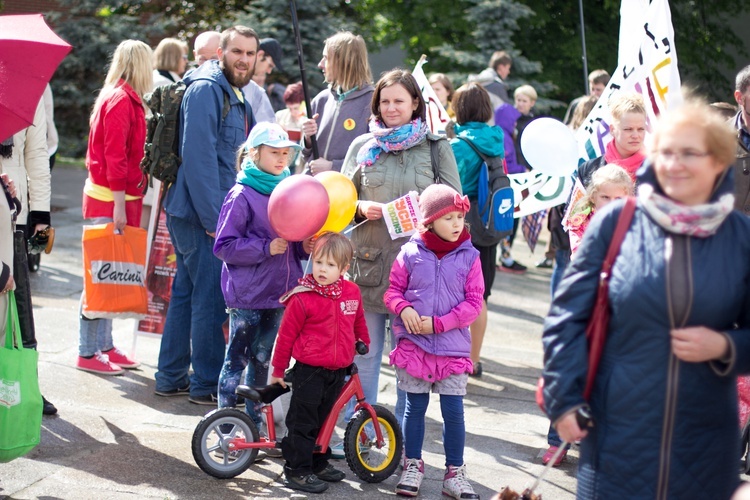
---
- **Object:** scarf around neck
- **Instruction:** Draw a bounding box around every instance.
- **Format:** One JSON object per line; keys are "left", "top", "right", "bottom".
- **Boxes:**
{"left": 420, "top": 228, "right": 471, "bottom": 259}
{"left": 638, "top": 183, "right": 734, "bottom": 238}
{"left": 236, "top": 158, "right": 290, "bottom": 195}
{"left": 604, "top": 140, "right": 646, "bottom": 180}
{"left": 298, "top": 274, "right": 343, "bottom": 298}
{"left": 356, "top": 118, "right": 428, "bottom": 168}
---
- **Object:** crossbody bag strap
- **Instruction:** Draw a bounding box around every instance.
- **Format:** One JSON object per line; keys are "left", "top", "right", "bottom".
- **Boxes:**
{"left": 429, "top": 137, "right": 441, "bottom": 183}
{"left": 583, "top": 196, "right": 637, "bottom": 400}
{"left": 600, "top": 196, "right": 637, "bottom": 279}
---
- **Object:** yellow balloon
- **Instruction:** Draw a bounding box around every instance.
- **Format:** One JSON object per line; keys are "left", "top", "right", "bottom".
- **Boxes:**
{"left": 315, "top": 171, "right": 358, "bottom": 235}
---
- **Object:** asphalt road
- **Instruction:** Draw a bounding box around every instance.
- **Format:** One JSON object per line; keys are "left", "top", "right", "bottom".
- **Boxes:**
{"left": 0, "top": 164, "right": 579, "bottom": 499}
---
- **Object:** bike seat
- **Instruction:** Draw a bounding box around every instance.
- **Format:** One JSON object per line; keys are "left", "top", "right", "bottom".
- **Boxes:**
{"left": 236, "top": 383, "right": 290, "bottom": 404}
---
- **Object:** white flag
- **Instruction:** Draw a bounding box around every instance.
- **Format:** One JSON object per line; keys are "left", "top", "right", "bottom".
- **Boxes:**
{"left": 575, "top": 0, "right": 682, "bottom": 162}
{"left": 412, "top": 55, "right": 451, "bottom": 136}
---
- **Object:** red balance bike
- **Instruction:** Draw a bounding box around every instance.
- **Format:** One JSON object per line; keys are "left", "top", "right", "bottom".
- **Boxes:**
{"left": 191, "top": 342, "right": 403, "bottom": 483}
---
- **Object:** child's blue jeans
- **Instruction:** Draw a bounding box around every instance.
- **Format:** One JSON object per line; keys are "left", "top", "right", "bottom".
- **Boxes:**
{"left": 218, "top": 307, "right": 283, "bottom": 426}
{"left": 403, "top": 392, "right": 465, "bottom": 467}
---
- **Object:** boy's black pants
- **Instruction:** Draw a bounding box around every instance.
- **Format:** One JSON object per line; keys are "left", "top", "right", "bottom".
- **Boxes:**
{"left": 281, "top": 362, "right": 347, "bottom": 476}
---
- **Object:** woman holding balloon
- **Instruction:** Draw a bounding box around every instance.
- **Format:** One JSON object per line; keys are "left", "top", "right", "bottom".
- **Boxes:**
{"left": 340, "top": 69, "right": 462, "bottom": 439}
{"left": 213, "top": 123, "right": 313, "bottom": 425}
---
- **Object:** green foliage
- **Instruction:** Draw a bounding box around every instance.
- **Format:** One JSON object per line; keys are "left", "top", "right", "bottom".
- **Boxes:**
{"left": 514, "top": 0, "right": 619, "bottom": 109}
{"left": 670, "top": 0, "right": 750, "bottom": 101}
{"left": 47, "top": 0, "right": 162, "bottom": 156}
{"left": 232, "top": 0, "right": 355, "bottom": 93}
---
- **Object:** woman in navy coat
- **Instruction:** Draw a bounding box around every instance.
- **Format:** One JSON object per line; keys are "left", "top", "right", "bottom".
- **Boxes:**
{"left": 543, "top": 100, "right": 750, "bottom": 499}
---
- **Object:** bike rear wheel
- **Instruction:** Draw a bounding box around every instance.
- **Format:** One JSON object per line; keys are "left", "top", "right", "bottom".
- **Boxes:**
{"left": 191, "top": 408, "right": 260, "bottom": 478}
{"left": 344, "top": 404, "right": 402, "bottom": 483}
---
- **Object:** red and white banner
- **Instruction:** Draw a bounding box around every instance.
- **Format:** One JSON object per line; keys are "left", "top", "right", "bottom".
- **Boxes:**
{"left": 135, "top": 188, "right": 176, "bottom": 337}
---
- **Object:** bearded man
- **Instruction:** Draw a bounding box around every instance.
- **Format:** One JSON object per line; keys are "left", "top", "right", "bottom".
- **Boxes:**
{"left": 156, "top": 26, "right": 258, "bottom": 403}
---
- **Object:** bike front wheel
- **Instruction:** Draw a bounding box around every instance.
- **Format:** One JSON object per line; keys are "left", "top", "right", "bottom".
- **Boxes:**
{"left": 344, "top": 404, "right": 402, "bottom": 483}
{"left": 191, "top": 408, "right": 260, "bottom": 479}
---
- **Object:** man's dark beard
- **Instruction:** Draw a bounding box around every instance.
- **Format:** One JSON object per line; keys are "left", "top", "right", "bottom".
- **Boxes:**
{"left": 221, "top": 59, "right": 253, "bottom": 88}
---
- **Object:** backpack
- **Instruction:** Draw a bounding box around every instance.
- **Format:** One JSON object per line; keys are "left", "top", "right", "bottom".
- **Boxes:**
{"left": 455, "top": 136, "right": 514, "bottom": 246}
{"left": 139, "top": 81, "right": 230, "bottom": 192}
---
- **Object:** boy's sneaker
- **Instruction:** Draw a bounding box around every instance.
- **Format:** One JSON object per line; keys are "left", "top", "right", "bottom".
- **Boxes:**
{"left": 284, "top": 473, "right": 329, "bottom": 494}
{"left": 442, "top": 464, "right": 480, "bottom": 499}
{"left": 315, "top": 463, "right": 345, "bottom": 482}
{"left": 102, "top": 347, "right": 140, "bottom": 369}
{"left": 76, "top": 353, "right": 124, "bottom": 375}
{"left": 396, "top": 458, "right": 424, "bottom": 497}
{"left": 154, "top": 383, "right": 190, "bottom": 397}
{"left": 189, "top": 393, "right": 218, "bottom": 405}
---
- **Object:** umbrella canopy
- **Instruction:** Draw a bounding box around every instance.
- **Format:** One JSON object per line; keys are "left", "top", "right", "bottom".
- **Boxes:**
{"left": 0, "top": 14, "right": 72, "bottom": 142}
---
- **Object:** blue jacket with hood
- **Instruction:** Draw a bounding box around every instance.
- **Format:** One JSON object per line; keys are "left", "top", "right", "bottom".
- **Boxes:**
{"left": 450, "top": 121, "right": 504, "bottom": 199}
{"left": 543, "top": 163, "right": 750, "bottom": 499}
{"left": 165, "top": 60, "right": 256, "bottom": 232}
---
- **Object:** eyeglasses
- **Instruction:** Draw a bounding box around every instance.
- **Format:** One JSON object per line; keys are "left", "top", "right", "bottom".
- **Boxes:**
{"left": 656, "top": 149, "right": 712, "bottom": 165}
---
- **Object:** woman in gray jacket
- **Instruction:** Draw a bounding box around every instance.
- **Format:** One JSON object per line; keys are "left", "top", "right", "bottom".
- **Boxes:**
{"left": 340, "top": 69, "right": 461, "bottom": 438}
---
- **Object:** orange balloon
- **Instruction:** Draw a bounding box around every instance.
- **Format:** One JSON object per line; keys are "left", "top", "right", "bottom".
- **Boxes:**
{"left": 315, "top": 171, "right": 358, "bottom": 235}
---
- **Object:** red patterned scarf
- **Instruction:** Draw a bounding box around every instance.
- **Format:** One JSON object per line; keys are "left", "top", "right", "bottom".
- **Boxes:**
{"left": 298, "top": 274, "right": 343, "bottom": 298}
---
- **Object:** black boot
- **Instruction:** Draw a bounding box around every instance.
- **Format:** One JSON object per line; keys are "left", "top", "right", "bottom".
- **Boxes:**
{"left": 42, "top": 395, "right": 58, "bottom": 415}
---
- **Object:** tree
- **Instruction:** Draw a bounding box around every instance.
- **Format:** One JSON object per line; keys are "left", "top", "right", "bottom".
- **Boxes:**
{"left": 47, "top": 0, "right": 162, "bottom": 156}
{"left": 232, "top": 0, "right": 355, "bottom": 94}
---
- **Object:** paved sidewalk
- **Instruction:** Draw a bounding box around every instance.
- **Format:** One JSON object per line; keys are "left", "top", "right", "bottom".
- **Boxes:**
{"left": 0, "top": 164, "right": 579, "bottom": 499}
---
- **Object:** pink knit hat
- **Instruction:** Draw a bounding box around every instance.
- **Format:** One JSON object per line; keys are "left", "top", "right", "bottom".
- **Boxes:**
{"left": 419, "top": 184, "right": 471, "bottom": 226}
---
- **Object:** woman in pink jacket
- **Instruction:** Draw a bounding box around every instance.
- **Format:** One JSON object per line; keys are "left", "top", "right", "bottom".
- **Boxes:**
{"left": 78, "top": 40, "right": 152, "bottom": 375}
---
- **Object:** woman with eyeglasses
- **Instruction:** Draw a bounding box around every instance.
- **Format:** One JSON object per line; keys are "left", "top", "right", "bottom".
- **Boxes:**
{"left": 542, "top": 99, "right": 750, "bottom": 499}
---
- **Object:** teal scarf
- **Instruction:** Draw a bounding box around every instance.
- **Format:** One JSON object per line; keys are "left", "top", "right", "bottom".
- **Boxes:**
{"left": 236, "top": 159, "right": 290, "bottom": 195}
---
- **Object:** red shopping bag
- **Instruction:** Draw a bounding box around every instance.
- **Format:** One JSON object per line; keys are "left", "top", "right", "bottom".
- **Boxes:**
{"left": 82, "top": 223, "right": 148, "bottom": 319}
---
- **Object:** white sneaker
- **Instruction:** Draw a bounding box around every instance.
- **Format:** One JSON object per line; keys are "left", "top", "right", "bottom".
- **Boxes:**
{"left": 442, "top": 464, "right": 479, "bottom": 499}
{"left": 396, "top": 458, "right": 424, "bottom": 497}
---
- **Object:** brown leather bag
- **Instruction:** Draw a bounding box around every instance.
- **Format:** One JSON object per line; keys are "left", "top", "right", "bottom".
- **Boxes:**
{"left": 537, "top": 197, "right": 637, "bottom": 413}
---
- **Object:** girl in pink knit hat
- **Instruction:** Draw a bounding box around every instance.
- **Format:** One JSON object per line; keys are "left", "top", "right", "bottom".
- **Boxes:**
{"left": 384, "top": 183, "right": 484, "bottom": 499}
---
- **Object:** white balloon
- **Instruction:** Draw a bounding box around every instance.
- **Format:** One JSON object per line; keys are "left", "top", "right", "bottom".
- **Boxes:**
{"left": 520, "top": 118, "right": 579, "bottom": 177}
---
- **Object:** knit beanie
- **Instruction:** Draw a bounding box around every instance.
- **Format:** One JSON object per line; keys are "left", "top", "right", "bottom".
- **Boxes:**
{"left": 419, "top": 184, "right": 471, "bottom": 226}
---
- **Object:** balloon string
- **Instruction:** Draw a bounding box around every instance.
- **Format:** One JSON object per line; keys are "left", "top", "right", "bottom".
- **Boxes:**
{"left": 304, "top": 256, "right": 312, "bottom": 275}
{"left": 285, "top": 245, "right": 292, "bottom": 291}
{"left": 343, "top": 219, "right": 368, "bottom": 235}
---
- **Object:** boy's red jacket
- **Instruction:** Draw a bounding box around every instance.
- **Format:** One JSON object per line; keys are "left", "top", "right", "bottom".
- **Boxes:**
{"left": 272, "top": 280, "right": 370, "bottom": 378}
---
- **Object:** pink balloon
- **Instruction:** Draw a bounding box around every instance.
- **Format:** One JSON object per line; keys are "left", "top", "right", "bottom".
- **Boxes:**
{"left": 268, "top": 175, "right": 330, "bottom": 241}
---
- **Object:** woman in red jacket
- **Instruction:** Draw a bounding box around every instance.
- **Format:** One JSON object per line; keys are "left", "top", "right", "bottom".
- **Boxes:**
{"left": 77, "top": 40, "right": 152, "bottom": 375}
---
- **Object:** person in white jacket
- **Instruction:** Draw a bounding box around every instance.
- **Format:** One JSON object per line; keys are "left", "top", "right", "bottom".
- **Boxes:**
{"left": 0, "top": 97, "right": 56, "bottom": 415}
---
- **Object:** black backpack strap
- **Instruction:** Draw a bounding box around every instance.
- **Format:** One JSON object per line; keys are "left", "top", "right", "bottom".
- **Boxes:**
{"left": 429, "top": 137, "right": 441, "bottom": 183}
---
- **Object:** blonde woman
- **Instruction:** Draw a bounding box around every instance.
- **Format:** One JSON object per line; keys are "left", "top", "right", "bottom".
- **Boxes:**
{"left": 78, "top": 40, "right": 152, "bottom": 375}
{"left": 301, "top": 31, "right": 374, "bottom": 174}
{"left": 152, "top": 37, "right": 189, "bottom": 88}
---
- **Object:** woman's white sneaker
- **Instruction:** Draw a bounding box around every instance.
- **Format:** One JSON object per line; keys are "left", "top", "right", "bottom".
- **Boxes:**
{"left": 396, "top": 457, "right": 424, "bottom": 497}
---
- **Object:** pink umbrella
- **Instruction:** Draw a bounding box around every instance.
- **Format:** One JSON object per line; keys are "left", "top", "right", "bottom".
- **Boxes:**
{"left": 0, "top": 14, "right": 72, "bottom": 142}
